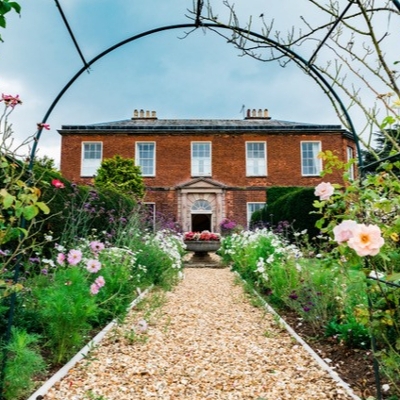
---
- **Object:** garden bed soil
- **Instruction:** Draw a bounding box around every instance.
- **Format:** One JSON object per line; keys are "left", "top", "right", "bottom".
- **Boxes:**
{"left": 277, "top": 309, "right": 381, "bottom": 399}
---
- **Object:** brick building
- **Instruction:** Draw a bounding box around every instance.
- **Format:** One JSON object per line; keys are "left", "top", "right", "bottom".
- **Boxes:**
{"left": 58, "top": 109, "right": 356, "bottom": 232}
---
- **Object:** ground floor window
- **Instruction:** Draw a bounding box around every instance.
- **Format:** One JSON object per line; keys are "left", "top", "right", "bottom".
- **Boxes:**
{"left": 247, "top": 202, "right": 265, "bottom": 228}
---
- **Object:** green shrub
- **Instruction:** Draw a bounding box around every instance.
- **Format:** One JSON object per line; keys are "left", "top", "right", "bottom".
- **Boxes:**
{"left": 267, "top": 187, "right": 320, "bottom": 239}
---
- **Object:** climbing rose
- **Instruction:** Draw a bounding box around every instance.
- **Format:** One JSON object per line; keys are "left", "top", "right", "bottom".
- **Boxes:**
{"left": 314, "top": 182, "right": 335, "bottom": 200}
{"left": 1, "top": 93, "right": 22, "bottom": 108}
{"left": 67, "top": 249, "right": 82, "bottom": 265}
{"left": 37, "top": 123, "right": 50, "bottom": 130}
{"left": 347, "top": 224, "right": 385, "bottom": 257}
{"left": 51, "top": 179, "right": 65, "bottom": 189}
{"left": 333, "top": 220, "right": 358, "bottom": 244}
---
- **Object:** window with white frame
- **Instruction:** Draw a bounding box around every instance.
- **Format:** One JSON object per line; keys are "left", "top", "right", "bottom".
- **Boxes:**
{"left": 81, "top": 142, "right": 102, "bottom": 177}
{"left": 347, "top": 146, "right": 355, "bottom": 180}
{"left": 247, "top": 202, "right": 265, "bottom": 227}
{"left": 136, "top": 142, "right": 155, "bottom": 176}
{"left": 301, "top": 141, "right": 322, "bottom": 176}
{"left": 191, "top": 142, "right": 211, "bottom": 176}
{"left": 246, "top": 142, "right": 267, "bottom": 176}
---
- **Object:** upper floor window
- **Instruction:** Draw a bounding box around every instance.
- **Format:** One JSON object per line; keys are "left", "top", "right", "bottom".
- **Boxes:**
{"left": 246, "top": 142, "right": 267, "bottom": 176}
{"left": 81, "top": 142, "right": 102, "bottom": 177}
{"left": 191, "top": 142, "right": 211, "bottom": 176}
{"left": 347, "top": 146, "right": 355, "bottom": 180}
{"left": 301, "top": 141, "right": 322, "bottom": 176}
{"left": 136, "top": 142, "right": 155, "bottom": 176}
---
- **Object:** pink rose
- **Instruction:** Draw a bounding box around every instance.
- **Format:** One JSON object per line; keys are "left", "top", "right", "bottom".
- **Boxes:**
{"left": 51, "top": 179, "right": 64, "bottom": 189}
{"left": 314, "top": 182, "right": 335, "bottom": 201}
{"left": 348, "top": 224, "right": 385, "bottom": 256}
{"left": 333, "top": 220, "right": 358, "bottom": 244}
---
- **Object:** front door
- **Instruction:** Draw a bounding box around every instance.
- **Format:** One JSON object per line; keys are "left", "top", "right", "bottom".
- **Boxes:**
{"left": 191, "top": 214, "right": 211, "bottom": 232}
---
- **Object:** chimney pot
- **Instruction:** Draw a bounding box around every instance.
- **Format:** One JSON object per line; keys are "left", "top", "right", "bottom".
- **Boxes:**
{"left": 244, "top": 107, "right": 271, "bottom": 119}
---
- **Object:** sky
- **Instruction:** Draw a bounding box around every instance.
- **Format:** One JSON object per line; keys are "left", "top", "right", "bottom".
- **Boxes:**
{"left": 1, "top": 0, "right": 398, "bottom": 167}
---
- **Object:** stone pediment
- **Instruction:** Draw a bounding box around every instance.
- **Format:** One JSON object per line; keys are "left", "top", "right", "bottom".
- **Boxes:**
{"left": 176, "top": 177, "right": 227, "bottom": 190}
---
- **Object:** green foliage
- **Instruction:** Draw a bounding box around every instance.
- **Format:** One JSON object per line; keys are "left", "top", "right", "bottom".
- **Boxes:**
{"left": 267, "top": 187, "right": 320, "bottom": 238}
{"left": 94, "top": 155, "right": 145, "bottom": 199}
{"left": 1, "top": 328, "right": 45, "bottom": 400}
{"left": 34, "top": 267, "right": 98, "bottom": 364}
{"left": 0, "top": 0, "right": 21, "bottom": 41}
{"left": 30, "top": 163, "right": 137, "bottom": 249}
{"left": 267, "top": 186, "right": 303, "bottom": 205}
{"left": 221, "top": 229, "right": 348, "bottom": 331}
{"left": 325, "top": 318, "right": 370, "bottom": 349}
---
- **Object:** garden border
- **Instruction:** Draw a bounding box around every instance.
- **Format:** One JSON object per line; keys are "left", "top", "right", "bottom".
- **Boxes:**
{"left": 234, "top": 271, "right": 362, "bottom": 400}
{"left": 27, "top": 286, "right": 153, "bottom": 400}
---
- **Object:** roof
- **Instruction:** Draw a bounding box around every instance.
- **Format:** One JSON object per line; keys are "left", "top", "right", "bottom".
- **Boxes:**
{"left": 59, "top": 118, "right": 346, "bottom": 133}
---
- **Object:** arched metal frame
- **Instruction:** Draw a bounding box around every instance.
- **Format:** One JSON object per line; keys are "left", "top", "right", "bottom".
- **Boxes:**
{"left": 30, "top": 22, "right": 366, "bottom": 172}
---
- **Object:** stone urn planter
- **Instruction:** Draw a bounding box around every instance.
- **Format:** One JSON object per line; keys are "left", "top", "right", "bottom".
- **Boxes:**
{"left": 184, "top": 240, "right": 221, "bottom": 265}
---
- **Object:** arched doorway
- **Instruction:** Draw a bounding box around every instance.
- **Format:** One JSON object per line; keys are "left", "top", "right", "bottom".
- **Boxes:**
{"left": 191, "top": 199, "right": 212, "bottom": 232}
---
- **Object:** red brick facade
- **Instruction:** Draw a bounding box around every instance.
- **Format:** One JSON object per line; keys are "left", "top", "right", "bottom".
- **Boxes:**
{"left": 58, "top": 110, "right": 356, "bottom": 231}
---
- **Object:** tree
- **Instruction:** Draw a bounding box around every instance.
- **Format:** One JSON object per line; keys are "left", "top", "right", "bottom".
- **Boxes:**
{"left": 362, "top": 127, "right": 400, "bottom": 173}
{"left": 94, "top": 155, "right": 145, "bottom": 199}
{"left": 0, "top": 0, "right": 21, "bottom": 42}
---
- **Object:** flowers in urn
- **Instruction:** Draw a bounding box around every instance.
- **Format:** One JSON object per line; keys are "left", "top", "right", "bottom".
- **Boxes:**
{"left": 184, "top": 230, "right": 221, "bottom": 241}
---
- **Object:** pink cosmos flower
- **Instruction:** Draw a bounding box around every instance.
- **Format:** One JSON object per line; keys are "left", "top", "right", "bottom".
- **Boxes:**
{"left": 333, "top": 220, "right": 358, "bottom": 244}
{"left": 86, "top": 259, "right": 102, "bottom": 273}
{"left": 67, "top": 249, "right": 82, "bottom": 265}
{"left": 90, "top": 241, "right": 105, "bottom": 253}
{"left": 94, "top": 276, "right": 105, "bottom": 288}
{"left": 314, "top": 182, "right": 335, "bottom": 201}
{"left": 347, "top": 224, "right": 385, "bottom": 257}
{"left": 90, "top": 283, "right": 100, "bottom": 295}
{"left": 51, "top": 179, "right": 65, "bottom": 189}
{"left": 57, "top": 253, "right": 66, "bottom": 265}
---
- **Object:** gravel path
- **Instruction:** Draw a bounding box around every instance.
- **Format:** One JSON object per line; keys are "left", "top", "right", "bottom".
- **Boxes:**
{"left": 44, "top": 268, "right": 355, "bottom": 400}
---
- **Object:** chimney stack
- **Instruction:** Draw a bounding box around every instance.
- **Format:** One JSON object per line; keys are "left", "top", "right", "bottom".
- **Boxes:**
{"left": 245, "top": 108, "right": 271, "bottom": 120}
{"left": 132, "top": 109, "right": 158, "bottom": 120}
